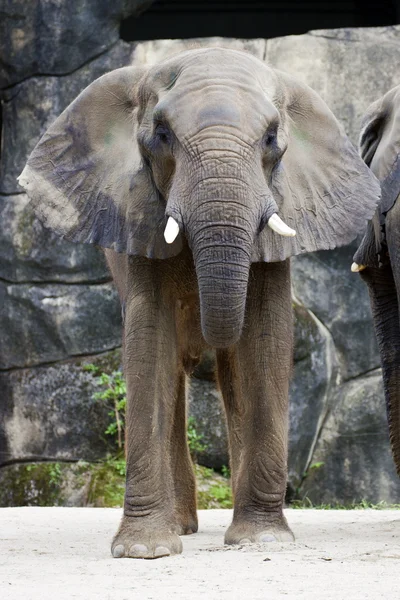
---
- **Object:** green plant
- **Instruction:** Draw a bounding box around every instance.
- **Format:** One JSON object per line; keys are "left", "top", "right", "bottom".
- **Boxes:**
{"left": 84, "top": 364, "right": 126, "bottom": 450}
{"left": 85, "top": 364, "right": 207, "bottom": 463}
{"left": 221, "top": 465, "right": 231, "bottom": 479}
{"left": 186, "top": 416, "right": 207, "bottom": 459}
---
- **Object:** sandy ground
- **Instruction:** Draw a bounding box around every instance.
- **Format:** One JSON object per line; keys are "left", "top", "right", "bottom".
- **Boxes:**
{"left": 0, "top": 508, "right": 399, "bottom": 600}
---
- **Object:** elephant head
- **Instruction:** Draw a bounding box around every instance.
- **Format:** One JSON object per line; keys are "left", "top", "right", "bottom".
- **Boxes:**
{"left": 19, "top": 48, "right": 379, "bottom": 348}
{"left": 352, "top": 84, "right": 400, "bottom": 476}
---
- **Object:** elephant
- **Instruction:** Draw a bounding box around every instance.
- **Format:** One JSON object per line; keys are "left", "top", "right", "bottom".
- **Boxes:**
{"left": 19, "top": 47, "right": 380, "bottom": 558}
{"left": 352, "top": 84, "right": 400, "bottom": 477}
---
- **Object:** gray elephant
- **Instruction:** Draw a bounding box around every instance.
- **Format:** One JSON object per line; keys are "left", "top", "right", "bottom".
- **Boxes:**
{"left": 19, "top": 48, "right": 379, "bottom": 558}
{"left": 352, "top": 84, "right": 400, "bottom": 477}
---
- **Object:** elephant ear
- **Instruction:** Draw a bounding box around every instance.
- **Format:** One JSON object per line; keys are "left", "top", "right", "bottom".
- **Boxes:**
{"left": 353, "top": 85, "right": 400, "bottom": 268}
{"left": 18, "top": 67, "right": 182, "bottom": 259}
{"left": 359, "top": 84, "right": 400, "bottom": 217}
{"left": 254, "top": 70, "right": 381, "bottom": 262}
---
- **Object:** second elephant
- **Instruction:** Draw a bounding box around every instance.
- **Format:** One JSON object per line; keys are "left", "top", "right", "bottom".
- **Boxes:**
{"left": 353, "top": 84, "right": 400, "bottom": 476}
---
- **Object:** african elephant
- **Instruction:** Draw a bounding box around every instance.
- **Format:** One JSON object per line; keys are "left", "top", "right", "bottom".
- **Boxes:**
{"left": 352, "top": 84, "right": 400, "bottom": 477}
{"left": 19, "top": 48, "right": 379, "bottom": 558}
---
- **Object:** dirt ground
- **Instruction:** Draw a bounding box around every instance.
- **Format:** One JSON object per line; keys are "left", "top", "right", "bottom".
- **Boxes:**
{"left": 0, "top": 508, "right": 399, "bottom": 599}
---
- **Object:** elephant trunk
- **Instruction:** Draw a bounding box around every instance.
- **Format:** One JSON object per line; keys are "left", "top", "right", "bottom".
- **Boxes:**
{"left": 186, "top": 196, "right": 257, "bottom": 348}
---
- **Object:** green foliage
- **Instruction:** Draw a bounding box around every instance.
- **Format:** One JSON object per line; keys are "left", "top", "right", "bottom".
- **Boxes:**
{"left": 221, "top": 465, "right": 231, "bottom": 478}
{"left": 195, "top": 464, "right": 233, "bottom": 509}
{"left": 187, "top": 416, "right": 206, "bottom": 458}
{"left": 84, "top": 364, "right": 126, "bottom": 450}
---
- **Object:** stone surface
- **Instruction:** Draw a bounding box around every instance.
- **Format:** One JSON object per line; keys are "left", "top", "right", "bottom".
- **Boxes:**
{"left": 0, "top": 0, "right": 152, "bottom": 88}
{"left": 0, "top": 41, "right": 134, "bottom": 194}
{"left": 0, "top": 281, "right": 122, "bottom": 369}
{"left": 0, "top": 462, "right": 91, "bottom": 507}
{"left": 288, "top": 301, "right": 339, "bottom": 492}
{"left": 301, "top": 371, "right": 400, "bottom": 504}
{"left": 0, "top": 350, "right": 122, "bottom": 466}
{"left": 266, "top": 26, "right": 400, "bottom": 145}
{"left": 130, "top": 36, "right": 266, "bottom": 68}
{"left": 291, "top": 241, "right": 380, "bottom": 380}
{"left": 0, "top": 194, "right": 110, "bottom": 283}
{"left": 188, "top": 377, "right": 229, "bottom": 470}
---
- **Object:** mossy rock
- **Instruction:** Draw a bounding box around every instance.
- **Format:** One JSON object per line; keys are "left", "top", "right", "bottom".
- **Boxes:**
{"left": 0, "top": 459, "right": 232, "bottom": 509}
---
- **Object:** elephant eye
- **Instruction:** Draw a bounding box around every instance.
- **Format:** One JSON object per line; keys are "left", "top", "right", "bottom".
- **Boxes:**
{"left": 155, "top": 122, "right": 172, "bottom": 145}
{"left": 262, "top": 130, "right": 277, "bottom": 148}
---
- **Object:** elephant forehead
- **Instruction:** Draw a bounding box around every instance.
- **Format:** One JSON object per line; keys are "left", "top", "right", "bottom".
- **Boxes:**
{"left": 157, "top": 80, "right": 279, "bottom": 138}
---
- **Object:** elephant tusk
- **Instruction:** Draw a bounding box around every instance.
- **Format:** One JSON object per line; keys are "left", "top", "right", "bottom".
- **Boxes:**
{"left": 267, "top": 214, "right": 296, "bottom": 237}
{"left": 164, "top": 216, "right": 180, "bottom": 244}
{"left": 351, "top": 262, "right": 367, "bottom": 273}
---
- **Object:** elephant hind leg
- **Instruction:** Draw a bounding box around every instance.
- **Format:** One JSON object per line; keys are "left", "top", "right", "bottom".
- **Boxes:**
{"left": 170, "top": 371, "right": 198, "bottom": 535}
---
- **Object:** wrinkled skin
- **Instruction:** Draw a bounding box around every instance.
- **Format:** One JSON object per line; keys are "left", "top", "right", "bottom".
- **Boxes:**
{"left": 19, "top": 48, "right": 379, "bottom": 558}
{"left": 353, "top": 85, "right": 400, "bottom": 476}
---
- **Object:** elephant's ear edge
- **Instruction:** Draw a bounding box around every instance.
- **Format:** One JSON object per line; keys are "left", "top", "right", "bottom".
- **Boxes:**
{"left": 18, "top": 66, "right": 183, "bottom": 260}
{"left": 253, "top": 70, "right": 381, "bottom": 263}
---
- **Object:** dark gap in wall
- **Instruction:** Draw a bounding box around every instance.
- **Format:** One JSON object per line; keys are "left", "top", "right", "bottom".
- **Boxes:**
{"left": 120, "top": 0, "right": 399, "bottom": 42}
{"left": 0, "top": 100, "right": 2, "bottom": 164}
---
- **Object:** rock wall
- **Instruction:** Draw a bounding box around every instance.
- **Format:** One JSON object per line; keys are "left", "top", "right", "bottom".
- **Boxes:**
{"left": 1, "top": 12, "right": 400, "bottom": 504}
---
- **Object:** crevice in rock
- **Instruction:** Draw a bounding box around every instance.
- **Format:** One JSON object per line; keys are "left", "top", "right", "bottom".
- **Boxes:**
{"left": 0, "top": 40, "right": 120, "bottom": 92}
{"left": 0, "top": 98, "right": 2, "bottom": 164}
{"left": 0, "top": 275, "right": 112, "bottom": 286}
{"left": 0, "top": 346, "right": 122, "bottom": 374}
{"left": 0, "top": 190, "right": 25, "bottom": 196}
{"left": 344, "top": 366, "right": 382, "bottom": 382}
{"left": 0, "top": 456, "right": 88, "bottom": 469}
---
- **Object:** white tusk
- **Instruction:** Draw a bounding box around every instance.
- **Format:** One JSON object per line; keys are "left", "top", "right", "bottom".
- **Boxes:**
{"left": 351, "top": 262, "right": 367, "bottom": 273}
{"left": 164, "top": 217, "right": 180, "bottom": 244}
{"left": 267, "top": 213, "right": 296, "bottom": 237}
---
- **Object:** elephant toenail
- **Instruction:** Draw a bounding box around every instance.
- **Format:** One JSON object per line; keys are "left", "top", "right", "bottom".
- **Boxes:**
{"left": 154, "top": 546, "right": 171, "bottom": 558}
{"left": 260, "top": 534, "right": 276, "bottom": 543}
{"left": 129, "top": 544, "right": 148, "bottom": 557}
{"left": 239, "top": 538, "right": 252, "bottom": 544}
{"left": 112, "top": 544, "right": 125, "bottom": 558}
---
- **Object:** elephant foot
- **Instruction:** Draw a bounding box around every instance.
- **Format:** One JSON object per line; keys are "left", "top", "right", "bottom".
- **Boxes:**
{"left": 224, "top": 513, "right": 294, "bottom": 545}
{"left": 112, "top": 516, "right": 183, "bottom": 559}
{"left": 174, "top": 512, "right": 198, "bottom": 536}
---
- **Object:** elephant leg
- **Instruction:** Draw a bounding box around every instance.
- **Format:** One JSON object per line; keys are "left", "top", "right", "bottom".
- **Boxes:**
{"left": 170, "top": 371, "right": 198, "bottom": 535}
{"left": 112, "top": 258, "right": 183, "bottom": 559}
{"left": 219, "top": 260, "right": 294, "bottom": 544}
{"left": 362, "top": 203, "right": 400, "bottom": 476}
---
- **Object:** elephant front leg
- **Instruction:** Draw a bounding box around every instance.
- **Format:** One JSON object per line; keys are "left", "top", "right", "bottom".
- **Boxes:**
{"left": 219, "top": 261, "right": 294, "bottom": 545}
{"left": 112, "top": 267, "right": 183, "bottom": 559}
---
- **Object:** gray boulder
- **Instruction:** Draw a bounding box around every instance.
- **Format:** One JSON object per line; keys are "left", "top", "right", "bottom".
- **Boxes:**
{"left": 0, "top": 0, "right": 152, "bottom": 88}
{"left": 1, "top": 41, "right": 134, "bottom": 195}
{"left": 0, "top": 350, "right": 122, "bottom": 467}
{"left": 301, "top": 371, "right": 400, "bottom": 504}
{"left": 291, "top": 243, "right": 380, "bottom": 381}
{"left": 266, "top": 26, "right": 400, "bottom": 145}
{"left": 288, "top": 300, "right": 339, "bottom": 492}
{"left": 0, "top": 281, "right": 122, "bottom": 369}
{"left": 0, "top": 194, "right": 110, "bottom": 283}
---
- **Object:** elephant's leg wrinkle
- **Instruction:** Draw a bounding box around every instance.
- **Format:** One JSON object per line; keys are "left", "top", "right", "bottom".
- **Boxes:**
{"left": 112, "top": 258, "right": 183, "bottom": 559}
{"left": 220, "top": 260, "right": 294, "bottom": 545}
{"left": 170, "top": 371, "right": 198, "bottom": 535}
